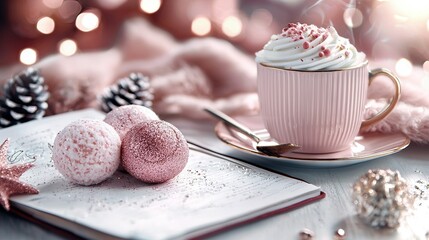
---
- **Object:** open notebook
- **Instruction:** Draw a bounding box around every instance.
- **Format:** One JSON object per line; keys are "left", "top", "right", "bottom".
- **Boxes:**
{"left": 3, "top": 109, "right": 324, "bottom": 240}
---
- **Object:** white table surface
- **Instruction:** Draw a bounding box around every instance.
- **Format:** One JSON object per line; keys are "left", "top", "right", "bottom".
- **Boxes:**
{"left": 1, "top": 117, "right": 428, "bottom": 240}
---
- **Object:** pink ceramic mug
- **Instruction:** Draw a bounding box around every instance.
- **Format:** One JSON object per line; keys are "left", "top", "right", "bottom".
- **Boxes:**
{"left": 257, "top": 62, "right": 401, "bottom": 153}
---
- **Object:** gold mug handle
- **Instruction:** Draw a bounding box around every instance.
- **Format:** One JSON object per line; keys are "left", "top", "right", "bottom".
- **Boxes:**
{"left": 361, "top": 68, "right": 401, "bottom": 129}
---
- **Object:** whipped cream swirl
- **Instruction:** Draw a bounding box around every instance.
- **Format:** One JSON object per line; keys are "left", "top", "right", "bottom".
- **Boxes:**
{"left": 255, "top": 23, "right": 366, "bottom": 71}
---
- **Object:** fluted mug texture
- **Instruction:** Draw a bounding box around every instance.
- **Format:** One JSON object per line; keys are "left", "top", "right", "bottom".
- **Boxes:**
{"left": 257, "top": 63, "right": 400, "bottom": 153}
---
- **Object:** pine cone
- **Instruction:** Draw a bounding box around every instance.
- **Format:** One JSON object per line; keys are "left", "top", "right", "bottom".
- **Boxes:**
{"left": 0, "top": 68, "right": 49, "bottom": 128}
{"left": 101, "top": 73, "right": 154, "bottom": 113}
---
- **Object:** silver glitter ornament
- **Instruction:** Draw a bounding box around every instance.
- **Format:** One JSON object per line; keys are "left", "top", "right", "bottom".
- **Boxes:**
{"left": 352, "top": 169, "right": 415, "bottom": 228}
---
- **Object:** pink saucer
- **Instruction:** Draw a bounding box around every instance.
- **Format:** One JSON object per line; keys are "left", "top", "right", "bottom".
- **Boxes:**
{"left": 214, "top": 114, "right": 410, "bottom": 167}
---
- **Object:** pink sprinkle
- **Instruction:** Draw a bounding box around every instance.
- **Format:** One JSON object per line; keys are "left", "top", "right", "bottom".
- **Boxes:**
{"left": 319, "top": 52, "right": 324, "bottom": 57}
{"left": 280, "top": 23, "right": 333, "bottom": 44}
{"left": 322, "top": 33, "right": 329, "bottom": 41}
{"left": 321, "top": 46, "right": 326, "bottom": 51}
{"left": 345, "top": 51, "right": 350, "bottom": 57}
{"left": 323, "top": 49, "right": 331, "bottom": 57}
{"left": 303, "top": 41, "right": 310, "bottom": 49}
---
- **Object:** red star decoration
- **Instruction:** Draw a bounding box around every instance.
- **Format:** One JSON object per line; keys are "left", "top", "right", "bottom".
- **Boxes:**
{"left": 0, "top": 139, "right": 39, "bottom": 211}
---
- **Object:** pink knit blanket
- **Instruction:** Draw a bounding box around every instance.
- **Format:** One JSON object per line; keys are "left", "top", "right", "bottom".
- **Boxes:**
{"left": 363, "top": 60, "right": 429, "bottom": 143}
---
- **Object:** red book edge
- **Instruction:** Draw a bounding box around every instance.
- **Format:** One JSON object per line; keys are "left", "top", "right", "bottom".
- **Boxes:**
{"left": 189, "top": 191, "right": 326, "bottom": 240}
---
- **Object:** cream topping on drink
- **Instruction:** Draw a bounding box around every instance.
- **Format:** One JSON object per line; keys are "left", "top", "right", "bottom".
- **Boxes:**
{"left": 255, "top": 23, "right": 366, "bottom": 71}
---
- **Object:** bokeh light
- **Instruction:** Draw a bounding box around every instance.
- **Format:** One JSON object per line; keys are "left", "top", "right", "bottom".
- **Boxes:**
{"left": 140, "top": 0, "right": 162, "bottom": 14}
{"left": 58, "top": 0, "right": 82, "bottom": 22}
{"left": 395, "top": 58, "right": 413, "bottom": 77}
{"left": 343, "top": 8, "right": 363, "bottom": 28}
{"left": 391, "top": 0, "right": 429, "bottom": 20}
{"left": 36, "top": 17, "right": 55, "bottom": 34}
{"left": 371, "top": 41, "right": 392, "bottom": 59}
{"left": 423, "top": 78, "right": 429, "bottom": 91}
{"left": 43, "top": 0, "right": 63, "bottom": 9}
{"left": 250, "top": 8, "right": 273, "bottom": 27}
{"left": 423, "top": 61, "right": 429, "bottom": 91}
{"left": 191, "top": 17, "right": 211, "bottom": 36}
{"left": 75, "top": 12, "right": 100, "bottom": 32}
{"left": 222, "top": 16, "right": 243, "bottom": 38}
{"left": 58, "top": 39, "right": 78, "bottom": 56}
{"left": 96, "top": 0, "right": 127, "bottom": 9}
{"left": 20, "top": 48, "right": 38, "bottom": 65}
{"left": 212, "top": 0, "right": 236, "bottom": 22}
{"left": 394, "top": 14, "right": 408, "bottom": 23}
{"left": 281, "top": 0, "right": 305, "bottom": 6}
{"left": 423, "top": 61, "right": 429, "bottom": 73}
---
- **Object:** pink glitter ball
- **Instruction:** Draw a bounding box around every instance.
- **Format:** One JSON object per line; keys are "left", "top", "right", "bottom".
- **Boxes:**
{"left": 52, "top": 119, "right": 121, "bottom": 186}
{"left": 122, "top": 120, "right": 189, "bottom": 183}
{"left": 104, "top": 105, "right": 159, "bottom": 140}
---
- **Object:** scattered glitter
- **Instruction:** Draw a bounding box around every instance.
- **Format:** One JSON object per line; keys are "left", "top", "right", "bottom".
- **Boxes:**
{"left": 414, "top": 178, "right": 429, "bottom": 207}
{"left": 335, "top": 228, "right": 346, "bottom": 239}
{"left": 299, "top": 228, "right": 314, "bottom": 240}
{"left": 0, "top": 139, "right": 39, "bottom": 211}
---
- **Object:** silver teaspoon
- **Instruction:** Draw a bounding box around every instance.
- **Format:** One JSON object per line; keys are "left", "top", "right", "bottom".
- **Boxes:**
{"left": 204, "top": 107, "right": 300, "bottom": 157}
